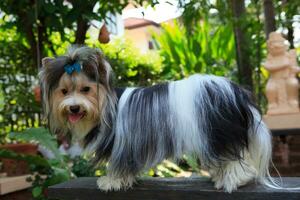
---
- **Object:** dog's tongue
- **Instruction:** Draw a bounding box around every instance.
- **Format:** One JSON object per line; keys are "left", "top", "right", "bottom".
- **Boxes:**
{"left": 68, "top": 113, "right": 84, "bottom": 123}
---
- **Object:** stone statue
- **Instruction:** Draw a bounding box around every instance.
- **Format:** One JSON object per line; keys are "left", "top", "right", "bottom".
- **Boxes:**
{"left": 264, "top": 32, "right": 300, "bottom": 115}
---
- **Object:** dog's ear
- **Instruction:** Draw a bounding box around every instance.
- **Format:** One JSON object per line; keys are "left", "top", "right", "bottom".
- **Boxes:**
{"left": 95, "top": 50, "right": 108, "bottom": 72}
{"left": 42, "top": 57, "right": 55, "bottom": 67}
{"left": 94, "top": 49, "right": 112, "bottom": 87}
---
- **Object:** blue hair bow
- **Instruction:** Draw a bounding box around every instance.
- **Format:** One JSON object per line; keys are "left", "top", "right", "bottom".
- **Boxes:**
{"left": 64, "top": 62, "right": 81, "bottom": 75}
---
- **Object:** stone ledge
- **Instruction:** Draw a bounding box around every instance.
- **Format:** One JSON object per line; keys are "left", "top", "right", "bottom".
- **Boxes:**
{"left": 48, "top": 177, "right": 300, "bottom": 200}
{"left": 264, "top": 113, "right": 300, "bottom": 130}
{"left": 0, "top": 174, "right": 32, "bottom": 195}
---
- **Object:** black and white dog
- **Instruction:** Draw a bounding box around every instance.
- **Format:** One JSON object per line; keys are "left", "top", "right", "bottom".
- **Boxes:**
{"left": 40, "top": 46, "right": 278, "bottom": 193}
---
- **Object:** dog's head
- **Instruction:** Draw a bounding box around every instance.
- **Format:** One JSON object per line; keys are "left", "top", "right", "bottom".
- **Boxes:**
{"left": 39, "top": 46, "right": 116, "bottom": 141}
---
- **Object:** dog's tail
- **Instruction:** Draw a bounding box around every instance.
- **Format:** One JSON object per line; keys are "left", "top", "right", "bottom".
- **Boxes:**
{"left": 249, "top": 108, "right": 300, "bottom": 190}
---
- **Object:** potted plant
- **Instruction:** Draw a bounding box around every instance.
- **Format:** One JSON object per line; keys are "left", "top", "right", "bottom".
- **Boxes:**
{"left": 0, "top": 127, "right": 72, "bottom": 199}
{"left": 0, "top": 143, "right": 38, "bottom": 176}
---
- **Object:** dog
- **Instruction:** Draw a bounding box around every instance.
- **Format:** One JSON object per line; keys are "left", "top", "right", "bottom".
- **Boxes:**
{"left": 39, "top": 46, "right": 280, "bottom": 193}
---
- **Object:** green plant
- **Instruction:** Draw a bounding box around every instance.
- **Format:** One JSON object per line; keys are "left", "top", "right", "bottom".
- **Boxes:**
{"left": 0, "top": 20, "right": 41, "bottom": 142}
{"left": 71, "top": 156, "right": 95, "bottom": 177}
{"left": 154, "top": 20, "right": 236, "bottom": 81}
{"left": 90, "top": 38, "right": 163, "bottom": 87}
{"left": 0, "top": 148, "right": 71, "bottom": 199}
{"left": 4, "top": 127, "right": 71, "bottom": 199}
{"left": 4, "top": 127, "right": 109, "bottom": 199}
{"left": 10, "top": 128, "right": 63, "bottom": 162}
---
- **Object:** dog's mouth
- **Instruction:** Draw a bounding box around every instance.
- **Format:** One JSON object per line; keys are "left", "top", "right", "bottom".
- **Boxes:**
{"left": 68, "top": 112, "right": 86, "bottom": 124}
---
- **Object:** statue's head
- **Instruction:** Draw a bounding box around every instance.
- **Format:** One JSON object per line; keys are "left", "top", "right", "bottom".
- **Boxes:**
{"left": 267, "top": 32, "right": 288, "bottom": 56}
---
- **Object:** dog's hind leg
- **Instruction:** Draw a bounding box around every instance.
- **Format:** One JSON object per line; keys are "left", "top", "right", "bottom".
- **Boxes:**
{"left": 210, "top": 152, "right": 258, "bottom": 193}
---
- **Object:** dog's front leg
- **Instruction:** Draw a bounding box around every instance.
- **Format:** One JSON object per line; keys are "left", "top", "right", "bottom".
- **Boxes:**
{"left": 97, "top": 173, "right": 135, "bottom": 191}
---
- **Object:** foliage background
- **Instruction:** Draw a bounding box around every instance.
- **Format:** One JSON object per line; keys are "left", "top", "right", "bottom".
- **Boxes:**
{"left": 0, "top": 0, "right": 299, "bottom": 198}
{"left": 1, "top": 1, "right": 300, "bottom": 142}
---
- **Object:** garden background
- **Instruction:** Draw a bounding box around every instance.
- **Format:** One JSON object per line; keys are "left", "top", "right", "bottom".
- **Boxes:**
{"left": 0, "top": 0, "right": 299, "bottom": 199}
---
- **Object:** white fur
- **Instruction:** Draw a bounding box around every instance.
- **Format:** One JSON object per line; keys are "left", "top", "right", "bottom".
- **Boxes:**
{"left": 97, "top": 175, "right": 134, "bottom": 191}
{"left": 210, "top": 152, "right": 258, "bottom": 193}
{"left": 168, "top": 75, "right": 238, "bottom": 163}
{"left": 168, "top": 75, "right": 206, "bottom": 157}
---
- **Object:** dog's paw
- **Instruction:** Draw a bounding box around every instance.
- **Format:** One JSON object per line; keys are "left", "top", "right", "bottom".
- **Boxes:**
{"left": 97, "top": 176, "right": 122, "bottom": 191}
{"left": 212, "top": 161, "right": 257, "bottom": 193}
{"left": 214, "top": 178, "right": 224, "bottom": 190}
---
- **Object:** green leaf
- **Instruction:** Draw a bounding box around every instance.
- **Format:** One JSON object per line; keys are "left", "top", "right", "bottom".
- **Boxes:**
{"left": 10, "top": 127, "right": 63, "bottom": 162}
{"left": 0, "top": 149, "right": 51, "bottom": 168}
{"left": 183, "top": 154, "right": 199, "bottom": 172}
{"left": 44, "top": 166, "right": 70, "bottom": 186}
{"left": 32, "top": 186, "right": 42, "bottom": 198}
{"left": 44, "top": 3, "right": 56, "bottom": 13}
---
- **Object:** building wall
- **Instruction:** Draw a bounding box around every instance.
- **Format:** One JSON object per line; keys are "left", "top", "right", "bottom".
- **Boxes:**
{"left": 272, "top": 135, "right": 300, "bottom": 176}
{"left": 124, "top": 25, "right": 161, "bottom": 54}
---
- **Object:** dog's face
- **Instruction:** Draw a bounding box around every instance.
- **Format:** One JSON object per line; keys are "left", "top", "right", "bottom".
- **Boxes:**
{"left": 39, "top": 47, "right": 115, "bottom": 141}
{"left": 51, "top": 72, "right": 106, "bottom": 140}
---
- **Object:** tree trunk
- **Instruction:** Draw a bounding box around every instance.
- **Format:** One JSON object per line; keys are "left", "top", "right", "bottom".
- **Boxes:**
{"left": 75, "top": 17, "right": 90, "bottom": 44}
{"left": 287, "top": 26, "right": 294, "bottom": 49}
{"left": 20, "top": 15, "right": 38, "bottom": 69}
{"left": 230, "top": 0, "right": 253, "bottom": 90}
{"left": 37, "top": 17, "right": 47, "bottom": 68}
{"left": 263, "top": 0, "right": 276, "bottom": 38}
{"left": 17, "top": 1, "right": 46, "bottom": 69}
{"left": 72, "top": 0, "right": 98, "bottom": 44}
{"left": 285, "top": 3, "right": 296, "bottom": 49}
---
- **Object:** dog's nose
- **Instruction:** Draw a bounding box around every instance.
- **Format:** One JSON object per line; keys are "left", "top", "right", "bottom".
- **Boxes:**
{"left": 69, "top": 105, "right": 80, "bottom": 113}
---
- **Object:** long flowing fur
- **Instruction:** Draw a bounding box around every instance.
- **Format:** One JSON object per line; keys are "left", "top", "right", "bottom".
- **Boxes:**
{"left": 94, "top": 74, "right": 297, "bottom": 192}
{"left": 40, "top": 46, "right": 299, "bottom": 193}
{"left": 95, "top": 74, "right": 270, "bottom": 192}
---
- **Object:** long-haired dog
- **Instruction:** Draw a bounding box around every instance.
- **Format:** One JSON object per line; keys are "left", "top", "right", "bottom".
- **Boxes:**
{"left": 39, "top": 46, "right": 282, "bottom": 193}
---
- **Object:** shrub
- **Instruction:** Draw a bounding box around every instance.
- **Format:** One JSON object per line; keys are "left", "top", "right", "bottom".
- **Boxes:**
{"left": 91, "top": 38, "right": 163, "bottom": 87}
{"left": 154, "top": 20, "right": 237, "bottom": 81}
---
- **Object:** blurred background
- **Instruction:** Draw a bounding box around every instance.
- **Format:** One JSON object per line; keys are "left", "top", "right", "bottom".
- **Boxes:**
{"left": 0, "top": 0, "right": 299, "bottom": 199}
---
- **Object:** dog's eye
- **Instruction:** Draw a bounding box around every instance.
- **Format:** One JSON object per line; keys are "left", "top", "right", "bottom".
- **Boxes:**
{"left": 61, "top": 89, "right": 68, "bottom": 95}
{"left": 81, "top": 86, "right": 90, "bottom": 93}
